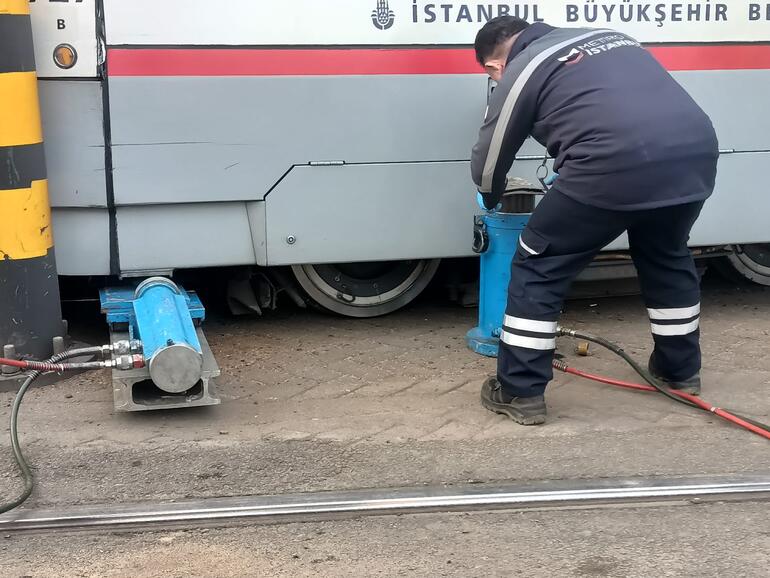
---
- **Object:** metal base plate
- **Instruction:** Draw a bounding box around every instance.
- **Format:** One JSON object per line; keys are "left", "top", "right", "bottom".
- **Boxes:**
{"left": 465, "top": 327, "right": 499, "bottom": 358}
{"left": 109, "top": 327, "right": 220, "bottom": 412}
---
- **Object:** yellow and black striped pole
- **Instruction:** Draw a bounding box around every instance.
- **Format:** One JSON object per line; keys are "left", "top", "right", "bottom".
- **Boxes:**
{"left": 1, "top": 0, "right": 64, "bottom": 361}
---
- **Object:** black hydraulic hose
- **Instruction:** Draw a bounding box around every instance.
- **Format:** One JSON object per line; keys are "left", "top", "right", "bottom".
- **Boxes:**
{"left": 558, "top": 327, "right": 770, "bottom": 433}
{"left": 0, "top": 347, "right": 105, "bottom": 515}
{"left": 2, "top": 371, "right": 41, "bottom": 515}
{"left": 557, "top": 327, "right": 701, "bottom": 409}
{"left": 737, "top": 414, "right": 770, "bottom": 431}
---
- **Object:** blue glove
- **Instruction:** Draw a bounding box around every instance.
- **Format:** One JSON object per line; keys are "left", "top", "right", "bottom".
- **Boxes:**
{"left": 543, "top": 172, "right": 559, "bottom": 186}
{"left": 477, "top": 191, "right": 501, "bottom": 212}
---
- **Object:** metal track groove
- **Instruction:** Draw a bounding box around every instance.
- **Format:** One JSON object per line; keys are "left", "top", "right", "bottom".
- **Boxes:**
{"left": 1, "top": 475, "right": 768, "bottom": 533}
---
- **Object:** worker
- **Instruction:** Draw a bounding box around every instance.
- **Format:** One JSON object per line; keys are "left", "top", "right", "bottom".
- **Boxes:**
{"left": 471, "top": 17, "right": 719, "bottom": 425}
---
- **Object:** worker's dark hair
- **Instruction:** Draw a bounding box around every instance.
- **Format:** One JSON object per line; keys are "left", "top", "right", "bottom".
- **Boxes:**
{"left": 474, "top": 16, "right": 530, "bottom": 66}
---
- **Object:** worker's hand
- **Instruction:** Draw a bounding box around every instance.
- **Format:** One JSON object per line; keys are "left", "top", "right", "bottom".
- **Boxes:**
{"left": 477, "top": 192, "right": 501, "bottom": 212}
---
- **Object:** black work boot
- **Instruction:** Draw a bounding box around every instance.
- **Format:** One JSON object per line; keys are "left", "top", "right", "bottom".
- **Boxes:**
{"left": 648, "top": 355, "right": 701, "bottom": 396}
{"left": 480, "top": 377, "right": 546, "bottom": 425}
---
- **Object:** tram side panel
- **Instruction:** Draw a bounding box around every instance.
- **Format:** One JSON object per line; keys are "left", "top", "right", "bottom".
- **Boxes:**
{"left": 105, "top": 68, "right": 495, "bottom": 273}
{"left": 675, "top": 67, "right": 770, "bottom": 248}
{"left": 36, "top": 0, "right": 770, "bottom": 274}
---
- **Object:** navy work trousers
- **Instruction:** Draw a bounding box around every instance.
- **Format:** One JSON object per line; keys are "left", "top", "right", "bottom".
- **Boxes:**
{"left": 498, "top": 189, "right": 705, "bottom": 398}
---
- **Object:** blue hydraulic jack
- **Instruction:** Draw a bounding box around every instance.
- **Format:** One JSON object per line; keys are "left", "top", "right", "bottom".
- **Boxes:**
{"left": 100, "top": 277, "right": 220, "bottom": 411}
{"left": 466, "top": 189, "right": 536, "bottom": 357}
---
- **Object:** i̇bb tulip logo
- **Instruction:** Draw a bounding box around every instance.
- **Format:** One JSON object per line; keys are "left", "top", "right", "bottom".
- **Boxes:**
{"left": 372, "top": 0, "right": 396, "bottom": 30}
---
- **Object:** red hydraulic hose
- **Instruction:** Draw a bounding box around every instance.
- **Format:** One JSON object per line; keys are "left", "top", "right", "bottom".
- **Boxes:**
{"left": 0, "top": 357, "right": 66, "bottom": 372}
{"left": 560, "top": 367, "right": 654, "bottom": 393}
{"left": 555, "top": 362, "right": 770, "bottom": 441}
{"left": 0, "top": 357, "right": 114, "bottom": 372}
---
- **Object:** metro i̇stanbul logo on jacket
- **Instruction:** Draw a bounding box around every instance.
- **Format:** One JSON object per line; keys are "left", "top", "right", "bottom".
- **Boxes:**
{"left": 372, "top": 0, "right": 396, "bottom": 30}
{"left": 558, "top": 34, "right": 642, "bottom": 65}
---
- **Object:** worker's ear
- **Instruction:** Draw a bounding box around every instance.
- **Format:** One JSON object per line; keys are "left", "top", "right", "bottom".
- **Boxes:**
{"left": 484, "top": 60, "right": 505, "bottom": 83}
{"left": 483, "top": 35, "right": 519, "bottom": 82}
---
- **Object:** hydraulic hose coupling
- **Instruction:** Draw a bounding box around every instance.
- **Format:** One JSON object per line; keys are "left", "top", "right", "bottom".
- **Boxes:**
{"left": 557, "top": 326, "right": 576, "bottom": 338}
{"left": 107, "top": 339, "right": 144, "bottom": 357}
{"left": 110, "top": 354, "right": 145, "bottom": 371}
